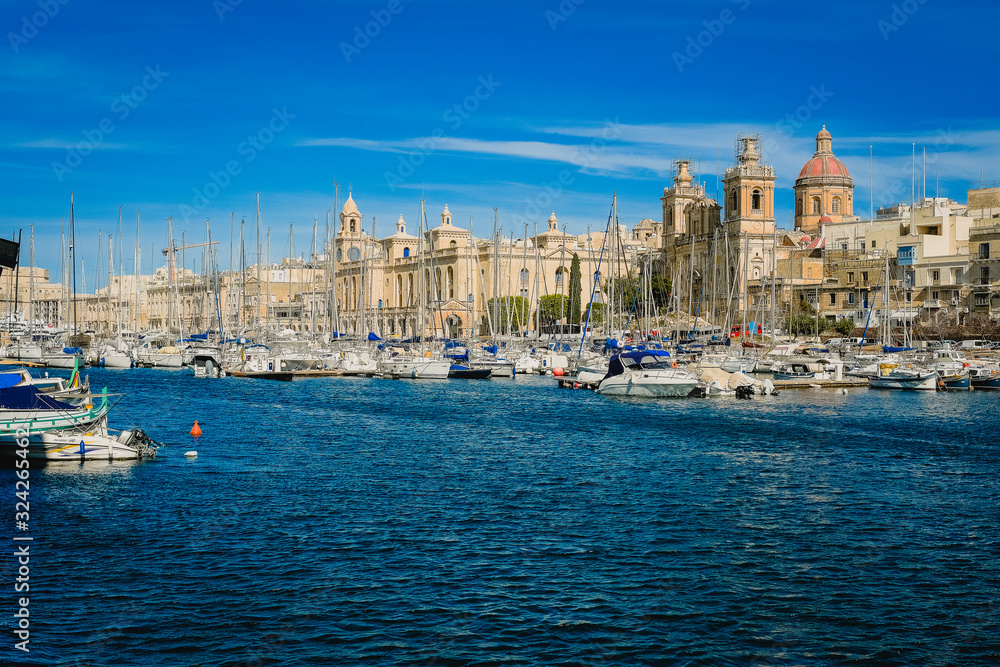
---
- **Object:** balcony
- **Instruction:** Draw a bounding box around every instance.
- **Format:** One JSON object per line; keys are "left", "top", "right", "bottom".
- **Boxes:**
{"left": 969, "top": 222, "right": 1000, "bottom": 238}
{"left": 922, "top": 300, "right": 943, "bottom": 308}
{"left": 972, "top": 252, "right": 998, "bottom": 262}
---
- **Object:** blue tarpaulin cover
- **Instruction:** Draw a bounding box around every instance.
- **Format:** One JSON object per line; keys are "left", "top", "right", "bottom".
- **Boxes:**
{"left": 0, "top": 385, "right": 77, "bottom": 410}
{"left": 367, "top": 332, "right": 382, "bottom": 341}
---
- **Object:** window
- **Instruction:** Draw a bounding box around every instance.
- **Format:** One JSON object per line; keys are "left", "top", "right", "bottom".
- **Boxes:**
{"left": 812, "top": 197, "right": 821, "bottom": 214}
{"left": 447, "top": 267, "right": 454, "bottom": 299}
{"left": 730, "top": 191, "right": 738, "bottom": 215}
{"left": 829, "top": 293, "right": 836, "bottom": 305}
{"left": 403, "top": 247, "right": 410, "bottom": 258}
{"left": 861, "top": 271, "right": 869, "bottom": 284}
{"left": 796, "top": 198, "right": 803, "bottom": 216}
{"left": 520, "top": 268, "right": 529, "bottom": 285}
{"left": 832, "top": 197, "right": 841, "bottom": 214}
{"left": 752, "top": 189, "right": 762, "bottom": 211}
{"left": 980, "top": 243, "right": 990, "bottom": 260}
{"left": 861, "top": 242, "right": 865, "bottom": 250}
{"left": 848, "top": 293, "right": 855, "bottom": 304}
{"left": 350, "top": 221, "right": 355, "bottom": 233}
{"left": 450, "top": 240, "right": 457, "bottom": 249}
{"left": 555, "top": 268, "right": 564, "bottom": 286}
{"left": 981, "top": 267, "right": 990, "bottom": 285}
{"left": 932, "top": 269, "right": 940, "bottom": 281}
{"left": 872, "top": 240, "right": 877, "bottom": 248}
{"left": 847, "top": 272, "right": 855, "bottom": 283}
{"left": 932, "top": 291, "right": 939, "bottom": 300}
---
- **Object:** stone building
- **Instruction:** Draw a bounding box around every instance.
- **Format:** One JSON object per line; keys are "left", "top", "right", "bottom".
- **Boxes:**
{"left": 793, "top": 125, "right": 856, "bottom": 234}
{"left": 328, "top": 194, "right": 654, "bottom": 338}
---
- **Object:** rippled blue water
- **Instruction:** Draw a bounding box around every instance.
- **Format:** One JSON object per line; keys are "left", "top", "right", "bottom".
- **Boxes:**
{"left": 3, "top": 368, "right": 1000, "bottom": 666}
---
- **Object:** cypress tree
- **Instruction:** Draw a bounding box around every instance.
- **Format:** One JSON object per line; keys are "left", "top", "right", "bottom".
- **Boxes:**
{"left": 569, "top": 253, "right": 582, "bottom": 324}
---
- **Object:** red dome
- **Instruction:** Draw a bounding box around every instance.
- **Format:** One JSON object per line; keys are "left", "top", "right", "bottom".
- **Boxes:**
{"left": 797, "top": 155, "right": 851, "bottom": 180}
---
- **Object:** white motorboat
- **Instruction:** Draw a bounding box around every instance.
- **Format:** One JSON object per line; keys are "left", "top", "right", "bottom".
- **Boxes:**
{"left": 596, "top": 350, "right": 701, "bottom": 398}
{"left": 135, "top": 337, "right": 184, "bottom": 368}
{"left": 270, "top": 340, "right": 322, "bottom": 371}
{"left": 377, "top": 351, "right": 451, "bottom": 379}
{"left": 1, "top": 422, "right": 159, "bottom": 461}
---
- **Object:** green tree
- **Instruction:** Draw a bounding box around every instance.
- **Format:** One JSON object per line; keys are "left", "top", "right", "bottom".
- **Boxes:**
{"left": 829, "top": 317, "right": 855, "bottom": 336}
{"left": 568, "top": 253, "right": 582, "bottom": 324}
{"left": 486, "top": 296, "right": 530, "bottom": 334}
{"left": 651, "top": 275, "right": 672, "bottom": 308}
{"left": 584, "top": 302, "right": 605, "bottom": 325}
{"left": 539, "top": 294, "right": 570, "bottom": 326}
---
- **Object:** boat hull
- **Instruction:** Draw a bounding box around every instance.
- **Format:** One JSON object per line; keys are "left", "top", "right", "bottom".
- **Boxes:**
{"left": 597, "top": 370, "right": 700, "bottom": 397}
{"left": 868, "top": 372, "right": 938, "bottom": 390}
{"left": 377, "top": 358, "right": 451, "bottom": 379}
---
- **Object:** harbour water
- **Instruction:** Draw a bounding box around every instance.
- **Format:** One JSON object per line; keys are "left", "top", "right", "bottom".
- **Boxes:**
{"left": 4, "top": 368, "right": 1000, "bottom": 665}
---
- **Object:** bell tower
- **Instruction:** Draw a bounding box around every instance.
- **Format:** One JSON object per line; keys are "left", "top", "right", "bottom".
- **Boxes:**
{"left": 722, "top": 135, "right": 776, "bottom": 235}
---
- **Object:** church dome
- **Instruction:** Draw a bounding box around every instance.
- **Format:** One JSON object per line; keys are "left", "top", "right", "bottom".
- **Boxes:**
{"left": 795, "top": 125, "right": 852, "bottom": 185}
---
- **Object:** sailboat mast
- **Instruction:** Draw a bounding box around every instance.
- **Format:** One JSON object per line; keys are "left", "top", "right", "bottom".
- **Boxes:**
{"left": 70, "top": 193, "right": 78, "bottom": 339}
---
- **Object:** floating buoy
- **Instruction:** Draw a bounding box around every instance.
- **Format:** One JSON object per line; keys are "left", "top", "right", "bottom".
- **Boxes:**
{"left": 184, "top": 451, "right": 198, "bottom": 458}
{"left": 190, "top": 421, "right": 202, "bottom": 437}
{"left": 553, "top": 367, "right": 564, "bottom": 377}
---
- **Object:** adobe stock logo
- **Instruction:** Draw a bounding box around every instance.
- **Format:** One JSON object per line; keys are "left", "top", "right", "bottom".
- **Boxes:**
{"left": 7, "top": 0, "right": 71, "bottom": 54}
{"left": 52, "top": 65, "right": 169, "bottom": 182}
{"left": 340, "top": 0, "right": 411, "bottom": 63}
{"left": 672, "top": 0, "right": 750, "bottom": 73}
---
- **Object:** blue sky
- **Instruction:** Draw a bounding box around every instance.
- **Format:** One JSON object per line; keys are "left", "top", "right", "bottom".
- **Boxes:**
{"left": 1, "top": 0, "right": 997, "bottom": 289}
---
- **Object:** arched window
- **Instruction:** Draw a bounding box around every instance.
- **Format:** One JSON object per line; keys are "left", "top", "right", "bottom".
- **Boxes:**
{"left": 435, "top": 268, "right": 442, "bottom": 299}
{"left": 447, "top": 266, "right": 454, "bottom": 299}
{"left": 402, "top": 247, "right": 410, "bottom": 258}
{"left": 796, "top": 197, "right": 803, "bottom": 216}
{"left": 555, "top": 267, "right": 564, "bottom": 286}
{"left": 594, "top": 270, "right": 601, "bottom": 285}
{"left": 730, "top": 191, "right": 738, "bottom": 215}
{"left": 351, "top": 277, "right": 357, "bottom": 310}
{"left": 812, "top": 197, "right": 821, "bottom": 215}
{"left": 350, "top": 221, "right": 355, "bottom": 233}
{"left": 407, "top": 274, "right": 413, "bottom": 305}
{"left": 397, "top": 275, "right": 403, "bottom": 307}
{"left": 520, "top": 268, "right": 529, "bottom": 285}
{"left": 449, "top": 240, "right": 457, "bottom": 249}
{"left": 751, "top": 189, "right": 762, "bottom": 211}
{"left": 832, "top": 197, "right": 841, "bottom": 214}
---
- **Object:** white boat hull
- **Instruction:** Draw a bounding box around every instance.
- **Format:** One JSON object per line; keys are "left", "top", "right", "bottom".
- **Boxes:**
{"left": 597, "top": 369, "right": 701, "bottom": 397}
{"left": 101, "top": 353, "right": 133, "bottom": 369}
{"left": 377, "top": 357, "right": 451, "bottom": 379}
{"left": 136, "top": 352, "right": 183, "bottom": 368}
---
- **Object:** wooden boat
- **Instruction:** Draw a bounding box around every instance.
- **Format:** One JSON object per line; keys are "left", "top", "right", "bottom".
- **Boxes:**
{"left": 868, "top": 363, "right": 937, "bottom": 390}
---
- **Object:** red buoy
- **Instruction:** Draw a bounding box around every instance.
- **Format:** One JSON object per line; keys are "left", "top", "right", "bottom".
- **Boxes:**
{"left": 553, "top": 367, "right": 564, "bottom": 377}
{"left": 190, "top": 421, "right": 202, "bottom": 437}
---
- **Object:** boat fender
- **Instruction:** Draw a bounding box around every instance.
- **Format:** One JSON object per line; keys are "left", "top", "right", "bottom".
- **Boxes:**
{"left": 671, "top": 361, "right": 677, "bottom": 369}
